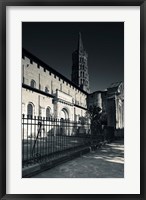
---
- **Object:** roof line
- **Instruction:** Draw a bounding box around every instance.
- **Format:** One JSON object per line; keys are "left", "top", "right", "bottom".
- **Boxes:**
{"left": 22, "top": 48, "right": 88, "bottom": 95}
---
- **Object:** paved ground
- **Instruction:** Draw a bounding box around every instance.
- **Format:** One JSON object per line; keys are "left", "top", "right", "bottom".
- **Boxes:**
{"left": 32, "top": 140, "right": 124, "bottom": 178}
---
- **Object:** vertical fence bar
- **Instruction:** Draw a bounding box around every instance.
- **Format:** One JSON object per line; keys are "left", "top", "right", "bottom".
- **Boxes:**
{"left": 26, "top": 115, "right": 29, "bottom": 166}
{"left": 44, "top": 117, "right": 46, "bottom": 157}
{"left": 52, "top": 118, "right": 55, "bottom": 157}
{"left": 56, "top": 118, "right": 58, "bottom": 154}
{"left": 54, "top": 118, "right": 56, "bottom": 155}
{"left": 40, "top": 116, "right": 42, "bottom": 162}
{"left": 61, "top": 119, "right": 64, "bottom": 152}
{"left": 42, "top": 117, "right": 44, "bottom": 160}
{"left": 58, "top": 118, "right": 59, "bottom": 154}
{"left": 50, "top": 117, "right": 52, "bottom": 156}
{"left": 30, "top": 115, "right": 33, "bottom": 163}
{"left": 66, "top": 119, "right": 67, "bottom": 149}
{"left": 65, "top": 119, "right": 67, "bottom": 150}
{"left": 34, "top": 116, "right": 36, "bottom": 160}
{"left": 50, "top": 118, "right": 53, "bottom": 157}
{"left": 36, "top": 116, "right": 39, "bottom": 159}
{"left": 53, "top": 117, "right": 54, "bottom": 155}
{"left": 59, "top": 118, "right": 60, "bottom": 155}
{"left": 38, "top": 117, "right": 42, "bottom": 161}
{"left": 45, "top": 117, "right": 47, "bottom": 161}
{"left": 63, "top": 119, "right": 65, "bottom": 151}
{"left": 48, "top": 117, "right": 50, "bottom": 155}
{"left": 61, "top": 119, "right": 63, "bottom": 154}
{"left": 43, "top": 117, "right": 46, "bottom": 157}
{"left": 55, "top": 118, "right": 57, "bottom": 154}
{"left": 57, "top": 118, "right": 60, "bottom": 156}
{"left": 53, "top": 118, "right": 54, "bottom": 157}
{"left": 64, "top": 119, "right": 66, "bottom": 150}
{"left": 22, "top": 114, "right": 24, "bottom": 167}
{"left": 47, "top": 117, "right": 50, "bottom": 157}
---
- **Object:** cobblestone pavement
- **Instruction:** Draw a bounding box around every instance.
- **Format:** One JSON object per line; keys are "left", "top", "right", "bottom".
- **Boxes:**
{"left": 32, "top": 140, "right": 124, "bottom": 178}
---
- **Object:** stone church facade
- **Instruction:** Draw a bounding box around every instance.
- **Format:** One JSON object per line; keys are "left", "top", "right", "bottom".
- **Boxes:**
{"left": 22, "top": 34, "right": 88, "bottom": 122}
{"left": 88, "top": 82, "right": 124, "bottom": 130}
{"left": 22, "top": 33, "right": 124, "bottom": 135}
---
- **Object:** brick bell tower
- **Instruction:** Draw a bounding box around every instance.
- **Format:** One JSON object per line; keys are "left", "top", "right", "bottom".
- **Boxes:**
{"left": 71, "top": 32, "right": 90, "bottom": 93}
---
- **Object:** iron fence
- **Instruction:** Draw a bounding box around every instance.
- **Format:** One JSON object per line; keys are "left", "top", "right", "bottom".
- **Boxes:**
{"left": 22, "top": 115, "right": 105, "bottom": 168}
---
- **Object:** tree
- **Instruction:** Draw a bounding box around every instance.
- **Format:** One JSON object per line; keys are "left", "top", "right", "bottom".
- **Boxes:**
{"left": 99, "top": 110, "right": 107, "bottom": 125}
{"left": 79, "top": 116, "right": 87, "bottom": 125}
{"left": 86, "top": 106, "right": 107, "bottom": 134}
{"left": 86, "top": 105, "right": 102, "bottom": 136}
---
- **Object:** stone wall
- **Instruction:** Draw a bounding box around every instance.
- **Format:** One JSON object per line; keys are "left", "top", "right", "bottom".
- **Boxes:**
{"left": 22, "top": 55, "right": 87, "bottom": 121}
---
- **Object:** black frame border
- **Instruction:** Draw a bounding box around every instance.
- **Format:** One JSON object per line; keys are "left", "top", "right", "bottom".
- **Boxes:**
{"left": 0, "top": 0, "right": 145, "bottom": 199}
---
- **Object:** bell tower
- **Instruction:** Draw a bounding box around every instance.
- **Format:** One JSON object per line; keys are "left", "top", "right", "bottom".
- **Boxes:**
{"left": 71, "top": 32, "right": 90, "bottom": 93}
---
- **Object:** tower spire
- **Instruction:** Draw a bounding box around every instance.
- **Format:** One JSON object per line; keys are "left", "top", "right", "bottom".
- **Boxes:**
{"left": 78, "top": 32, "right": 84, "bottom": 52}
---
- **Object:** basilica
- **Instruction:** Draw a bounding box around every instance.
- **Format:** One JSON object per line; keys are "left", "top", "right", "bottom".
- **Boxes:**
{"left": 22, "top": 33, "right": 124, "bottom": 136}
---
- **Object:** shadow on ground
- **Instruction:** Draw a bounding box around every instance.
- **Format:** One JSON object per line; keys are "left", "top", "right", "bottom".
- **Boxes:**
{"left": 32, "top": 140, "right": 124, "bottom": 178}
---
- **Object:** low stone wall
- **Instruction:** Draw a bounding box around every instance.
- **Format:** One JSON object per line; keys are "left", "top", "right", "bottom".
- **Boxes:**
{"left": 22, "top": 146, "right": 90, "bottom": 178}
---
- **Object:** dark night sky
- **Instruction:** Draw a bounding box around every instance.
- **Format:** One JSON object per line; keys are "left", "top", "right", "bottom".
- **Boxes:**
{"left": 22, "top": 22, "right": 124, "bottom": 93}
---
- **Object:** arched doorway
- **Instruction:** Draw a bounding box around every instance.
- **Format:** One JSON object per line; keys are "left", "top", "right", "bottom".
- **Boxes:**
{"left": 60, "top": 108, "right": 70, "bottom": 135}
{"left": 60, "top": 108, "right": 69, "bottom": 119}
{"left": 46, "top": 107, "right": 51, "bottom": 119}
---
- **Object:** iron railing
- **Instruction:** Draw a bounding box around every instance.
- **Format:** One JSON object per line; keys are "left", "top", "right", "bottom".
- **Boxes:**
{"left": 22, "top": 115, "right": 105, "bottom": 168}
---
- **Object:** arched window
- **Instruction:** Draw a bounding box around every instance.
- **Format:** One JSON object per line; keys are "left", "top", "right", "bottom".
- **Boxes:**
{"left": 30, "top": 79, "right": 36, "bottom": 88}
{"left": 45, "top": 87, "right": 49, "bottom": 93}
{"left": 46, "top": 107, "right": 51, "bottom": 119}
{"left": 27, "top": 103, "right": 33, "bottom": 117}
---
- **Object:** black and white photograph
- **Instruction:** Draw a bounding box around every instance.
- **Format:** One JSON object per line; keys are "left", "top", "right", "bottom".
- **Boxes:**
{"left": 22, "top": 22, "right": 124, "bottom": 178}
